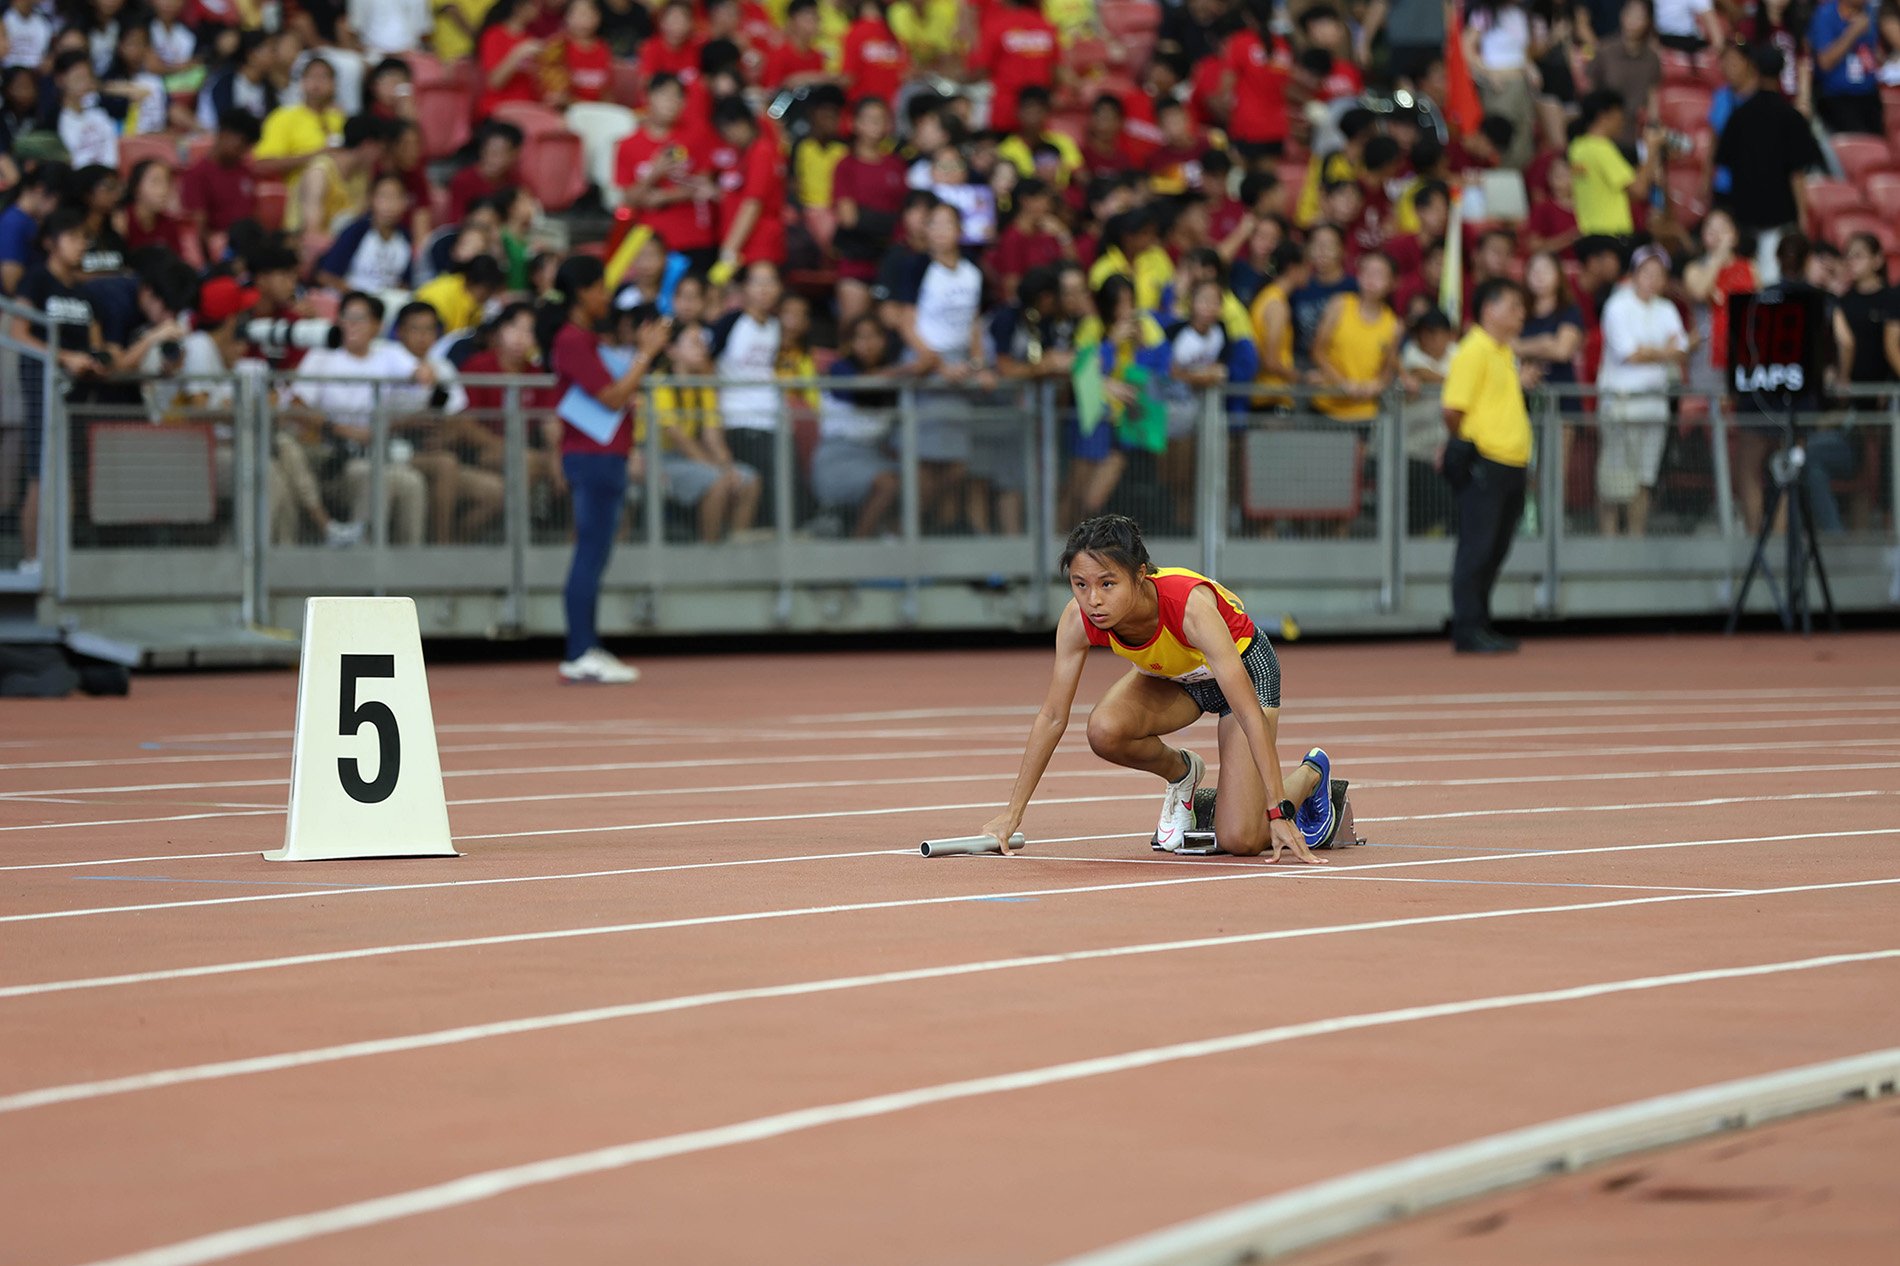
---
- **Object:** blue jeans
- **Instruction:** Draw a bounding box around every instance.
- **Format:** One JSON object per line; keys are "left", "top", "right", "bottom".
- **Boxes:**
{"left": 562, "top": 453, "right": 629, "bottom": 662}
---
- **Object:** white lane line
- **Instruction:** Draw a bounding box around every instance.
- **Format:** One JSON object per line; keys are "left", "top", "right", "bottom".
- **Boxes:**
{"left": 4, "top": 876, "right": 1892, "bottom": 1117}
{"left": 5, "top": 778, "right": 1896, "bottom": 877}
{"left": 1020, "top": 862, "right": 1743, "bottom": 894}
{"left": 6, "top": 828, "right": 1897, "bottom": 995}
{"left": 72, "top": 948, "right": 1900, "bottom": 1266}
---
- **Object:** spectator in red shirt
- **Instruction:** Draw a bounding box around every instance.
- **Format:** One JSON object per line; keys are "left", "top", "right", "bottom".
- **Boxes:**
{"left": 478, "top": 0, "right": 547, "bottom": 115}
{"left": 1298, "top": 6, "right": 1363, "bottom": 98}
{"left": 448, "top": 122, "right": 524, "bottom": 223}
{"left": 1524, "top": 154, "right": 1581, "bottom": 258}
{"left": 841, "top": 0, "right": 908, "bottom": 106}
{"left": 1146, "top": 99, "right": 1207, "bottom": 194}
{"left": 973, "top": 0, "right": 1060, "bottom": 135}
{"left": 760, "top": 0, "right": 831, "bottom": 90}
{"left": 616, "top": 74, "right": 719, "bottom": 264}
{"left": 832, "top": 95, "right": 908, "bottom": 323}
{"left": 637, "top": 0, "right": 703, "bottom": 99}
{"left": 122, "top": 159, "right": 201, "bottom": 267}
{"left": 713, "top": 96, "right": 787, "bottom": 272}
{"left": 545, "top": 0, "right": 613, "bottom": 105}
{"left": 460, "top": 302, "right": 562, "bottom": 495}
{"left": 1218, "top": 2, "right": 1296, "bottom": 163}
{"left": 990, "top": 177, "right": 1072, "bottom": 301}
{"left": 181, "top": 107, "right": 260, "bottom": 259}
{"left": 1384, "top": 179, "right": 1448, "bottom": 283}
{"left": 1081, "top": 95, "right": 1140, "bottom": 177}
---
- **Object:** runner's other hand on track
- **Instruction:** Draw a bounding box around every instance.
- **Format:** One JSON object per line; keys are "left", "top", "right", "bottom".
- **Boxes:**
{"left": 979, "top": 813, "right": 1021, "bottom": 856}
{"left": 1268, "top": 817, "right": 1327, "bottom": 865}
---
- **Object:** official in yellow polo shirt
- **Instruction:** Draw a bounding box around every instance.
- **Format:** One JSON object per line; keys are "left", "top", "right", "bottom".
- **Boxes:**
{"left": 1568, "top": 89, "right": 1663, "bottom": 239}
{"left": 1441, "top": 276, "right": 1533, "bottom": 654}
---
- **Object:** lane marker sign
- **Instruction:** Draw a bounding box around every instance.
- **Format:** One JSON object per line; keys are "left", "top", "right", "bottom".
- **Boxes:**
{"left": 266, "top": 597, "right": 457, "bottom": 862}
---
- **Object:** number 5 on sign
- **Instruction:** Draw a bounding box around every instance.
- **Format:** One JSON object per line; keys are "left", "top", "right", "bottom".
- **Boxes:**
{"left": 266, "top": 597, "right": 458, "bottom": 861}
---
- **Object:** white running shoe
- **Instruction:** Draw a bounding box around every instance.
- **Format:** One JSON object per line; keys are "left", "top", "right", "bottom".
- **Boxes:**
{"left": 1150, "top": 748, "right": 1205, "bottom": 852}
{"left": 324, "top": 520, "right": 364, "bottom": 547}
{"left": 558, "top": 646, "right": 641, "bottom": 684}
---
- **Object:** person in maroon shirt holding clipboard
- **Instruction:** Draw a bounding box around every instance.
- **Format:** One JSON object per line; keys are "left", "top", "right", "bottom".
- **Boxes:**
{"left": 534, "top": 256, "right": 672, "bottom": 684}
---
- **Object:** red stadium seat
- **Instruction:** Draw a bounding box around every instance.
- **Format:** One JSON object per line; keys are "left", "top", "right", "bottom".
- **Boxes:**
{"left": 610, "top": 59, "right": 642, "bottom": 106}
{"left": 1659, "top": 47, "right": 1703, "bottom": 85}
{"left": 1804, "top": 178, "right": 1867, "bottom": 231}
{"left": 491, "top": 101, "right": 567, "bottom": 135}
{"left": 1831, "top": 134, "right": 1894, "bottom": 184}
{"left": 117, "top": 133, "right": 177, "bottom": 176}
{"left": 1665, "top": 168, "right": 1707, "bottom": 225}
{"left": 416, "top": 81, "right": 473, "bottom": 159}
{"left": 519, "top": 131, "right": 587, "bottom": 211}
{"left": 1827, "top": 208, "right": 1896, "bottom": 252}
{"left": 1868, "top": 170, "right": 1900, "bottom": 216}
{"left": 255, "top": 180, "right": 288, "bottom": 231}
{"left": 1100, "top": 0, "right": 1161, "bottom": 38}
{"left": 1047, "top": 111, "right": 1088, "bottom": 145}
{"left": 1656, "top": 84, "right": 1711, "bottom": 135}
{"left": 1884, "top": 84, "right": 1900, "bottom": 126}
{"left": 1066, "top": 36, "right": 1113, "bottom": 77}
{"left": 182, "top": 131, "right": 214, "bottom": 168}
{"left": 403, "top": 50, "right": 449, "bottom": 87}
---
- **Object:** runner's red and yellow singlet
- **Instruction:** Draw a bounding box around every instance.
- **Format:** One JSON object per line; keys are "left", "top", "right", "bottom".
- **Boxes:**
{"left": 1080, "top": 568, "right": 1256, "bottom": 685}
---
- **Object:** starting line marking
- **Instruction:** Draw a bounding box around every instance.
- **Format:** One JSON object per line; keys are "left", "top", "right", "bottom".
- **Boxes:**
{"left": 71, "top": 948, "right": 1900, "bottom": 1266}
{"left": 4, "top": 830, "right": 1897, "bottom": 997}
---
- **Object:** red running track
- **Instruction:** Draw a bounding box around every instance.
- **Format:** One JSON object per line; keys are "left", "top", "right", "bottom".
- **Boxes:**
{"left": 1, "top": 633, "right": 1897, "bottom": 1265}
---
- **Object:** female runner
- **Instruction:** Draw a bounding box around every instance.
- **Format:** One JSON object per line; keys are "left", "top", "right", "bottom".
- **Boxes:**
{"left": 980, "top": 515, "right": 1334, "bottom": 862}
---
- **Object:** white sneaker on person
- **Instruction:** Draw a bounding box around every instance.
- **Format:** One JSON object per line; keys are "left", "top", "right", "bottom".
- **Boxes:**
{"left": 558, "top": 646, "right": 640, "bottom": 684}
{"left": 324, "top": 520, "right": 364, "bottom": 547}
{"left": 1150, "top": 748, "right": 1205, "bottom": 852}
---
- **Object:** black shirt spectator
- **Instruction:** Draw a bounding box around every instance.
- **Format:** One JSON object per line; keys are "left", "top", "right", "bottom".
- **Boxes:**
{"left": 1713, "top": 47, "right": 1824, "bottom": 238}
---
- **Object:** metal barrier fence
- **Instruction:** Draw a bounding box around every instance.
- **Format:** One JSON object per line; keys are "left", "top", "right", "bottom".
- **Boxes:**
{"left": 10, "top": 348, "right": 1900, "bottom": 655}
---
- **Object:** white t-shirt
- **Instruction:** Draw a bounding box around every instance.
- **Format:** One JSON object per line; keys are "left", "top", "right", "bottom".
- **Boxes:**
{"left": 910, "top": 258, "right": 984, "bottom": 359}
{"left": 292, "top": 341, "right": 425, "bottom": 433}
{"left": 1164, "top": 322, "right": 1226, "bottom": 400}
{"left": 123, "top": 74, "right": 170, "bottom": 135}
{"left": 1598, "top": 286, "right": 1688, "bottom": 396}
{"left": 341, "top": 229, "right": 412, "bottom": 294}
{"left": 711, "top": 311, "right": 782, "bottom": 431}
{"left": 349, "top": 0, "right": 433, "bottom": 56}
{"left": 148, "top": 17, "right": 196, "bottom": 68}
{"left": 58, "top": 106, "right": 120, "bottom": 170}
{"left": 2, "top": 10, "right": 52, "bottom": 69}
{"left": 1653, "top": 0, "right": 1712, "bottom": 39}
{"left": 1469, "top": 4, "right": 1530, "bottom": 71}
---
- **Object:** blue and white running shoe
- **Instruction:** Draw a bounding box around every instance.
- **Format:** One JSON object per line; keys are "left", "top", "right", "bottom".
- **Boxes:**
{"left": 1295, "top": 747, "right": 1333, "bottom": 848}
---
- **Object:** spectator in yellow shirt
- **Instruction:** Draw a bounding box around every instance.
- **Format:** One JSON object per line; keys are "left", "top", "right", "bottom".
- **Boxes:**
{"left": 1087, "top": 206, "right": 1175, "bottom": 313}
{"left": 1568, "top": 89, "right": 1661, "bottom": 239}
{"left": 433, "top": 0, "right": 496, "bottom": 63}
{"left": 995, "top": 87, "right": 1085, "bottom": 188}
{"left": 254, "top": 56, "right": 346, "bottom": 212}
{"left": 888, "top": 0, "right": 961, "bottom": 74}
{"left": 417, "top": 255, "right": 506, "bottom": 333}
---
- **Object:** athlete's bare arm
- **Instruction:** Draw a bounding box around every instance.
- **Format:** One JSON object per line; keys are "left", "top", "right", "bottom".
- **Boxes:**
{"left": 979, "top": 599, "right": 1092, "bottom": 851}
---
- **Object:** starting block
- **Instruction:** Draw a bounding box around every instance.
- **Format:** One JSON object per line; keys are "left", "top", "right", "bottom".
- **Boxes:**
{"left": 1161, "top": 781, "right": 1366, "bottom": 856}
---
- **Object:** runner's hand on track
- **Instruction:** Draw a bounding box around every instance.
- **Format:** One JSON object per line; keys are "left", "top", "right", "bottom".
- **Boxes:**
{"left": 979, "top": 813, "right": 1021, "bottom": 856}
{"left": 1268, "top": 817, "right": 1327, "bottom": 865}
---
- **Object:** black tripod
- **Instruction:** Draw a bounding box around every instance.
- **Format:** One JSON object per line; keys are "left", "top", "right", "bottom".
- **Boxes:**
{"left": 1725, "top": 410, "right": 1840, "bottom": 635}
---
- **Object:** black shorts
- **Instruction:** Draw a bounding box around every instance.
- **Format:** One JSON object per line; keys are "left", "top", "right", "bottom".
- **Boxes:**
{"left": 1180, "top": 636, "right": 1282, "bottom": 716}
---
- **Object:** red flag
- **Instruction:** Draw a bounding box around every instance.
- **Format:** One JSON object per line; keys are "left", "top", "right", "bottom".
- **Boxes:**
{"left": 1442, "top": 2, "right": 1483, "bottom": 136}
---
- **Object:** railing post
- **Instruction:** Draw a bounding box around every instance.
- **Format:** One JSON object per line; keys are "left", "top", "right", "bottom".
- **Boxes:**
{"left": 773, "top": 385, "right": 794, "bottom": 625}
{"left": 368, "top": 381, "right": 388, "bottom": 595}
{"left": 501, "top": 384, "right": 529, "bottom": 634}
{"left": 1538, "top": 390, "right": 1562, "bottom": 617}
{"left": 1025, "top": 381, "right": 1053, "bottom": 623}
{"left": 1196, "top": 385, "right": 1222, "bottom": 579}
{"left": 253, "top": 375, "right": 274, "bottom": 628}
{"left": 898, "top": 383, "right": 922, "bottom": 624}
{"left": 41, "top": 350, "right": 66, "bottom": 601}
{"left": 1376, "top": 387, "right": 1402, "bottom": 614}
{"left": 234, "top": 372, "right": 258, "bottom": 627}
{"left": 1710, "top": 391, "right": 1737, "bottom": 549}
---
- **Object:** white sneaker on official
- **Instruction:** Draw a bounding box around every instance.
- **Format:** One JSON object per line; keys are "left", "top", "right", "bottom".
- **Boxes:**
{"left": 558, "top": 646, "right": 640, "bottom": 684}
{"left": 324, "top": 520, "right": 364, "bottom": 547}
{"left": 1150, "top": 748, "right": 1205, "bottom": 852}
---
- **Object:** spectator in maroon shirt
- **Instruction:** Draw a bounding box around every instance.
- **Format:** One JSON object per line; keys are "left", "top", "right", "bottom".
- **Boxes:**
{"left": 123, "top": 160, "right": 201, "bottom": 268}
{"left": 760, "top": 0, "right": 831, "bottom": 90}
{"left": 1080, "top": 94, "right": 1139, "bottom": 177}
{"left": 1524, "top": 155, "right": 1580, "bottom": 258}
{"left": 832, "top": 96, "right": 908, "bottom": 323}
{"left": 1385, "top": 179, "right": 1448, "bottom": 281}
{"left": 379, "top": 120, "right": 436, "bottom": 246}
{"left": 448, "top": 122, "right": 523, "bottom": 224}
{"left": 990, "top": 178, "right": 1072, "bottom": 302}
{"left": 180, "top": 108, "right": 261, "bottom": 261}
{"left": 365, "top": 57, "right": 416, "bottom": 125}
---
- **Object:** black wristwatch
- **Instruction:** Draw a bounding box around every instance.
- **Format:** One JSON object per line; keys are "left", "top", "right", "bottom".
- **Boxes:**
{"left": 1269, "top": 799, "right": 1297, "bottom": 822}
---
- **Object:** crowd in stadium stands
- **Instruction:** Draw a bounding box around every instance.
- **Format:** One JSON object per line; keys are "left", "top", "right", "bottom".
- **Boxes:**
{"left": 3, "top": 0, "right": 1899, "bottom": 569}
